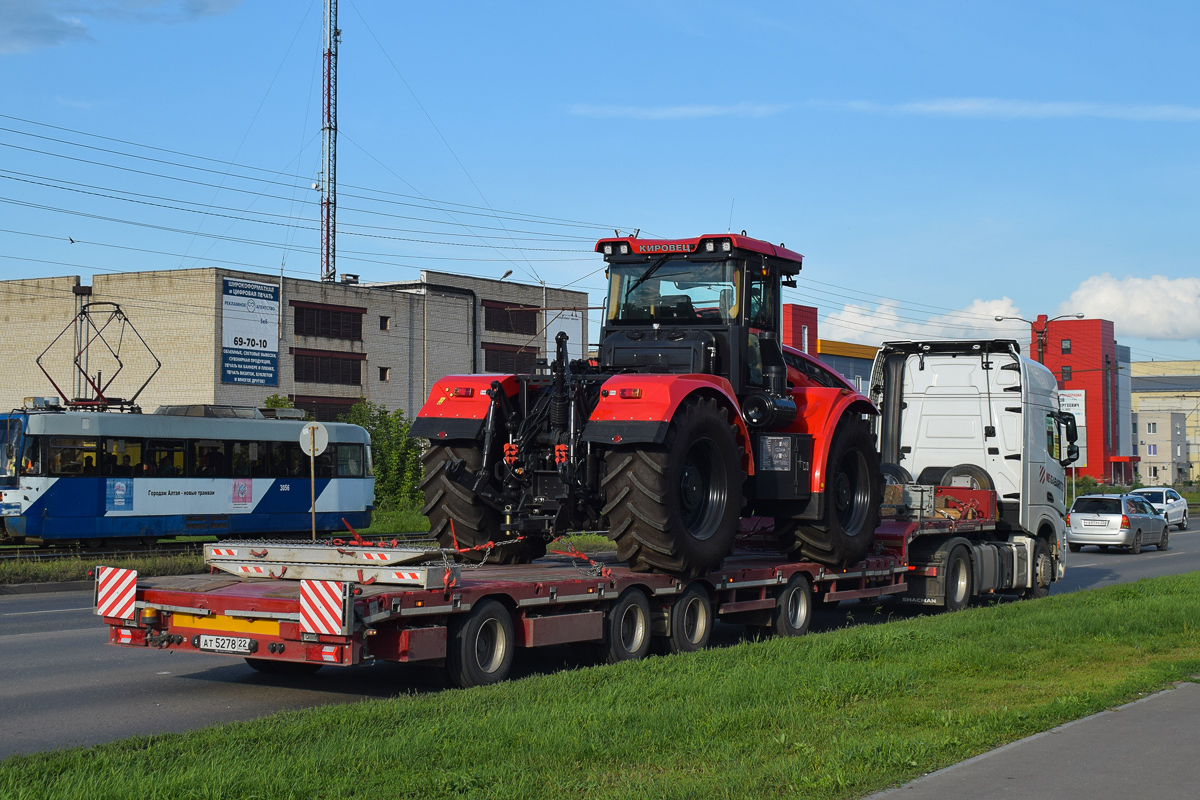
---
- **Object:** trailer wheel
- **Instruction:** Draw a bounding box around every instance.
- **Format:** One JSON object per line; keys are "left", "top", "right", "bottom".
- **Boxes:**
{"left": 944, "top": 546, "right": 972, "bottom": 612}
{"left": 779, "top": 416, "right": 881, "bottom": 567}
{"left": 1023, "top": 538, "right": 1053, "bottom": 599}
{"left": 244, "top": 658, "right": 322, "bottom": 676}
{"left": 667, "top": 582, "right": 713, "bottom": 654}
{"left": 941, "top": 463, "right": 994, "bottom": 491}
{"left": 880, "top": 463, "right": 912, "bottom": 485}
{"left": 597, "top": 588, "right": 652, "bottom": 664}
{"left": 446, "top": 599, "right": 514, "bottom": 688}
{"left": 420, "top": 443, "right": 547, "bottom": 564}
{"left": 602, "top": 396, "right": 743, "bottom": 577}
{"left": 772, "top": 573, "right": 814, "bottom": 637}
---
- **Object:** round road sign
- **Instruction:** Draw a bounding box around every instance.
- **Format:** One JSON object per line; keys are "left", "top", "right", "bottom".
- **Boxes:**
{"left": 299, "top": 421, "right": 329, "bottom": 456}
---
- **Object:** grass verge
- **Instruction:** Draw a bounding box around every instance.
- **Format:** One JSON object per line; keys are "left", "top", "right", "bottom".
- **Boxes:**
{"left": 4, "top": 573, "right": 1200, "bottom": 799}
{"left": 0, "top": 552, "right": 208, "bottom": 585}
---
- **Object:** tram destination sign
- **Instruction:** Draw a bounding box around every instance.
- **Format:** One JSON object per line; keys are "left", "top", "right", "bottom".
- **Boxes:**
{"left": 221, "top": 278, "right": 280, "bottom": 386}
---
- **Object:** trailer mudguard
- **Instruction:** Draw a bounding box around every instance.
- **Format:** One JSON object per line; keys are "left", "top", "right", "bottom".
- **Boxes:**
{"left": 582, "top": 374, "right": 755, "bottom": 476}
{"left": 409, "top": 374, "right": 518, "bottom": 442}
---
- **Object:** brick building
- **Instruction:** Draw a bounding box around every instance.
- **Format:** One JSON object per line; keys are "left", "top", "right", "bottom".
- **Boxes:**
{"left": 0, "top": 269, "right": 587, "bottom": 421}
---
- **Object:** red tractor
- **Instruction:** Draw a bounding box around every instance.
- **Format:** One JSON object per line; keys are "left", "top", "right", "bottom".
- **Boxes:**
{"left": 410, "top": 233, "right": 882, "bottom": 577}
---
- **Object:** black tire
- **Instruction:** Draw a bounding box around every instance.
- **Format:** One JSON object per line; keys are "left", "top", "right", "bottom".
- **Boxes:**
{"left": 1068, "top": 542, "right": 1082, "bottom": 553}
{"left": 772, "top": 573, "right": 814, "bottom": 637}
{"left": 1180, "top": 513, "right": 1188, "bottom": 531}
{"left": 778, "top": 416, "right": 881, "bottom": 567}
{"left": 1129, "top": 530, "right": 1143, "bottom": 555}
{"left": 667, "top": 582, "right": 713, "bottom": 654}
{"left": 880, "top": 462, "right": 912, "bottom": 485}
{"left": 941, "top": 463, "right": 995, "bottom": 491}
{"left": 1158, "top": 527, "right": 1170, "bottom": 551}
{"left": 598, "top": 588, "right": 652, "bottom": 664}
{"left": 244, "top": 658, "right": 322, "bottom": 676}
{"left": 944, "top": 546, "right": 972, "bottom": 612}
{"left": 446, "top": 599, "right": 515, "bottom": 688}
{"left": 420, "top": 443, "right": 546, "bottom": 564}
{"left": 602, "top": 396, "right": 743, "bottom": 577}
{"left": 1099, "top": 545, "right": 1110, "bottom": 551}
{"left": 1022, "top": 538, "right": 1053, "bottom": 599}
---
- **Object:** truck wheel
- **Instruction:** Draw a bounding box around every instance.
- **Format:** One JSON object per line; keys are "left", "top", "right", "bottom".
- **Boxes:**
{"left": 446, "top": 599, "right": 514, "bottom": 688}
{"left": 599, "top": 588, "right": 652, "bottom": 663}
{"left": 944, "top": 546, "right": 972, "bottom": 612}
{"left": 420, "top": 443, "right": 546, "bottom": 564}
{"left": 602, "top": 396, "right": 743, "bottom": 577}
{"left": 941, "top": 463, "right": 994, "bottom": 490}
{"left": 1022, "top": 538, "right": 1053, "bottom": 599}
{"left": 778, "top": 416, "right": 881, "bottom": 567}
{"left": 667, "top": 582, "right": 713, "bottom": 654}
{"left": 880, "top": 463, "right": 912, "bottom": 485}
{"left": 244, "top": 658, "right": 322, "bottom": 676}
{"left": 772, "top": 573, "right": 814, "bottom": 637}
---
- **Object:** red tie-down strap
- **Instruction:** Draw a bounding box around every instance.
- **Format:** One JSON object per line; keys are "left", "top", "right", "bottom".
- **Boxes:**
{"left": 547, "top": 537, "right": 613, "bottom": 579}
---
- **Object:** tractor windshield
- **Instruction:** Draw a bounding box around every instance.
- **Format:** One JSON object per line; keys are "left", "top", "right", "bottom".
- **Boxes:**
{"left": 607, "top": 258, "right": 739, "bottom": 323}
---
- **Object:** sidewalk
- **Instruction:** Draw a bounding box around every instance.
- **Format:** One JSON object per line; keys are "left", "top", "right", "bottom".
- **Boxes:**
{"left": 868, "top": 681, "right": 1200, "bottom": 799}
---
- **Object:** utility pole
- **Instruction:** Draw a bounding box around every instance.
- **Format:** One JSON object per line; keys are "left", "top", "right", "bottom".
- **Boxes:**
{"left": 994, "top": 313, "right": 1083, "bottom": 364}
{"left": 320, "top": 0, "right": 339, "bottom": 283}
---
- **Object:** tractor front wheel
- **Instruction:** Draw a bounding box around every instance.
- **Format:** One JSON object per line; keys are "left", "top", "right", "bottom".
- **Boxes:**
{"left": 602, "top": 396, "right": 743, "bottom": 578}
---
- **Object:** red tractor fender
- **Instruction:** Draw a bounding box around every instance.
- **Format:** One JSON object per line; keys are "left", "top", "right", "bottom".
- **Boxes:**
{"left": 790, "top": 388, "right": 878, "bottom": 494}
{"left": 408, "top": 373, "right": 518, "bottom": 442}
{"left": 582, "top": 374, "right": 755, "bottom": 476}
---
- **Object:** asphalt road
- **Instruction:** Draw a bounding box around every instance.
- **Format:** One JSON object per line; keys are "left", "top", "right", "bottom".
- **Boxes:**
{"left": 2, "top": 529, "right": 1197, "bottom": 760}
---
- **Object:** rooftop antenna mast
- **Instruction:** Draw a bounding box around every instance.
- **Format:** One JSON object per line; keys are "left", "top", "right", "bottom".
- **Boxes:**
{"left": 320, "top": 0, "right": 339, "bottom": 283}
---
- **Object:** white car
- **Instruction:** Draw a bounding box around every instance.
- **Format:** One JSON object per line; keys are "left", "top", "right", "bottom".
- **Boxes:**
{"left": 1131, "top": 487, "right": 1189, "bottom": 530}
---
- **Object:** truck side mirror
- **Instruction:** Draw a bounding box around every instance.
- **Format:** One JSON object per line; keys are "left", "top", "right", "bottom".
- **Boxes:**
{"left": 1061, "top": 443, "right": 1079, "bottom": 467}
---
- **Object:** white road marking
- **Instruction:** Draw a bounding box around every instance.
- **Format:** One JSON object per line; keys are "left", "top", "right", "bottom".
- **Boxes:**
{"left": 1, "top": 607, "right": 91, "bottom": 616}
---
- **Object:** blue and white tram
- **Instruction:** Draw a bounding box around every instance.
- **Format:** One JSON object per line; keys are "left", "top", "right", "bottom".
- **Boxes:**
{"left": 0, "top": 406, "right": 374, "bottom": 544}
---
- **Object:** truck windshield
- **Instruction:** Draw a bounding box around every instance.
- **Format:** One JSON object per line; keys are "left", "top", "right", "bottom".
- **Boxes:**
{"left": 607, "top": 259, "right": 739, "bottom": 323}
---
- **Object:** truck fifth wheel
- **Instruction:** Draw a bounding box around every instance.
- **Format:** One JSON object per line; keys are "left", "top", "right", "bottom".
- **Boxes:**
{"left": 410, "top": 233, "right": 883, "bottom": 577}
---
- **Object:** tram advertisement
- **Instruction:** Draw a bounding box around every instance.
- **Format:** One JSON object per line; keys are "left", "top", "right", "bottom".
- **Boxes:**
{"left": 221, "top": 278, "right": 280, "bottom": 386}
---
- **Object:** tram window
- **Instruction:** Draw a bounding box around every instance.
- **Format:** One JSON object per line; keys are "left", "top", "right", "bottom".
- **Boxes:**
{"left": 0, "top": 421, "right": 20, "bottom": 478}
{"left": 190, "top": 440, "right": 227, "bottom": 477}
{"left": 49, "top": 438, "right": 99, "bottom": 476}
{"left": 337, "top": 444, "right": 363, "bottom": 477}
{"left": 145, "top": 439, "right": 185, "bottom": 477}
{"left": 103, "top": 439, "right": 143, "bottom": 477}
{"left": 231, "top": 442, "right": 259, "bottom": 477}
{"left": 315, "top": 449, "right": 335, "bottom": 479}
{"left": 20, "top": 436, "right": 42, "bottom": 476}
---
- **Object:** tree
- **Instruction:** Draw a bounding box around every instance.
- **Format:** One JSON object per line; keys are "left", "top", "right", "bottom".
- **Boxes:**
{"left": 338, "top": 399, "right": 423, "bottom": 510}
{"left": 263, "top": 394, "right": 294, "bottom": 409}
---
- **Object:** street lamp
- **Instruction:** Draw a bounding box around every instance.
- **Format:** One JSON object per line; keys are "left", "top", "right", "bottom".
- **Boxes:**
{"left": 994, "top": 313, "right": 1083, "bottom": 364}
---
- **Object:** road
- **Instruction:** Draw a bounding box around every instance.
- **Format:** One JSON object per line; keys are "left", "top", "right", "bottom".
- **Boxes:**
{"left": 2, "top": 529, "right": 1197, "bottom": 760}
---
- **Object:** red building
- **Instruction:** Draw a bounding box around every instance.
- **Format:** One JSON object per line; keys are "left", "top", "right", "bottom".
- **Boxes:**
{"left": 782, "top": 304, "right": 818, "bottom": 355}
{"left": 1034, "top": 316, "right": 1127, "bottom": 482}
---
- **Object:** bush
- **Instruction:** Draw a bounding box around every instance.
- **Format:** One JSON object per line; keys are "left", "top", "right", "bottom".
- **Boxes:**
{"left": 1076, "top": 475, "right": 1099, "bottom": 495}
{"left": 338, "top": 399, "right": 424, "bottom": 511}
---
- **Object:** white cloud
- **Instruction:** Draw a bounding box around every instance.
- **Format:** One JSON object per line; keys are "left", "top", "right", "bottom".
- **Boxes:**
{"left": 570, "top": 103, "right": 788, "bottom": 120}
{"left": 820, "top": 297, "right": 1026, "bottom": 347}
{"left": 841, "top": 98, "right": 1200, "bottom": 122}
{"left": 1059, "top": 274, "right": 1200, "bottom": 340}
{"left": 0, "top": 0, "right": 241, "bottom": 54}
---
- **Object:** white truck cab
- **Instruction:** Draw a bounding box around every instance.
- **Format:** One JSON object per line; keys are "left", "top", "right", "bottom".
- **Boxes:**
{"left": 870, "top": 339, "right": 1079, "bottom": 587}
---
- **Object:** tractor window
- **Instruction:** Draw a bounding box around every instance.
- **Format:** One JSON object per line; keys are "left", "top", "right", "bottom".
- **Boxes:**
{"left": 745, "top": 271, "right": 779, "bottom": 331}
{"left": 607, "top": 259, "right": 739, "bottom": 323}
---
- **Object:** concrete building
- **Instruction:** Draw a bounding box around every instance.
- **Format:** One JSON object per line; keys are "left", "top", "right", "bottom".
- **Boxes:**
{"left": 1132, "top": 411, "right": 1189, "bottom": 484}
{"left": 1130, "top": 359, "right": 1200, "bottom": 482}
{"left": 0, "top": 269, "right": 588, "bottom": 421}
{"left": 816, "top": 340, "right": 879, "bottom": 392}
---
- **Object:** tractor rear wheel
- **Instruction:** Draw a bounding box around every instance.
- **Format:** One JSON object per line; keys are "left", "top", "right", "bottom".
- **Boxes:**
{"left": 778, "top": 416, "right": 881, "bottom": 567}
{"left": 420, "top": 442, "right": 547, "bottom": 564}
{"left": 602, "top": 396, "right": 743, "bottom": 578}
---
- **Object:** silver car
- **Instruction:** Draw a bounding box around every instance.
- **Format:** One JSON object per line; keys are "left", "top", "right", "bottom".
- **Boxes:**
{"left": 1131, "top": 487, "right": 1189, "bottom": 530}
{"left": 1066, "top": 494, "right": 1169, "bottom": 554}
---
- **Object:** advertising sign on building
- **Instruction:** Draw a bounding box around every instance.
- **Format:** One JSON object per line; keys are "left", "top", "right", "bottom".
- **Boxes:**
{"left": 221, "top": 278, "right": 280, "bottom": 385}
{"left": 1059, "top": 389, "right": 1088, "bottom": 468}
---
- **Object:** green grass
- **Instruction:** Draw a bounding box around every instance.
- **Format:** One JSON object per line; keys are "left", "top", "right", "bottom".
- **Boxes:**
{"left": 356, "top": 506, "right": 431, "bottom": 536}
{"left": 0, "top": 552, "right": 207, "bottom": 585}
{"left": 4, "top": 573, "right": 1200, "bottom": 799}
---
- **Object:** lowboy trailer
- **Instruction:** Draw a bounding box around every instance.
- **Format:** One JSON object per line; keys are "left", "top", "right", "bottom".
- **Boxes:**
{"left": 95, "top": 482, "right": 1051, "bottom": 688}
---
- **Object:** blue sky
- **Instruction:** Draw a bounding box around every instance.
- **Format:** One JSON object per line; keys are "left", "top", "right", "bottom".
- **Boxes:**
{"left": 3, "top": 0, "right": 1200, "bottom": 364}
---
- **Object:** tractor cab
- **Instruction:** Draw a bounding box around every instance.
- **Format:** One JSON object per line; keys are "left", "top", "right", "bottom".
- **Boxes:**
{"left": 596, "top": 234, "right": 802, "bottom": 399}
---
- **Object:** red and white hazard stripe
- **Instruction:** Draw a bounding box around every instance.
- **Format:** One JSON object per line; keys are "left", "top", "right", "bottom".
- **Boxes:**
{"left": 361, "top": 552, "right": 389, "bottom": 561}
{"left": 238, "top": 565, "right": 267, "bottom": 575}
{"left": 95, "top": 566, "right": 138, "bottom": 619}
{"left": 301, "top": 580, "right": 345, "bottom": 635}
{"left": 393, "top": 571, "right": 421, "bottom": 582}
{"left": 210, "top": 548, "right": 237, "bottom": 557}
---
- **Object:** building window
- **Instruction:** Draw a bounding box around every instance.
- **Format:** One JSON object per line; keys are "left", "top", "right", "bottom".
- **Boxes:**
{"left": 1178, "top": 444, "right": 1183, "bottom": 457}
{"left": 294, "top": 306, "right": 363, "bottom": 340}
{"left": 801, "top": 324, "right": 809, "bottom": 353}
{"left": 484, "top": 303, "right": 538, "bottom": 335}
{"left": 1148, "top": 444, "right": 1158, "bottom": 456}
{"left": 380, "top": 315, "right": 390, "bottom": 331}
{"left": 1061, "top": 339, "right": 1071, "bottom": 355}
{"left": 483, "top": 343, "right": 537, "bottom": 374}
{"left": 1061, "top": 366, "right": 1071, "bottom": 382}
{"left": 1147, "top": 422, "right": 1157, "bottom": 434}
{"left": 294, "top": 354, "right": 361, "bottom": 385}
{"left": 378, "top": 366, "right": 390, "bottom": 382}
{"left": 854, "top": 375, "right": 863, "bottom": 392}
{"left": 291, "top": 395, "right": 359, "bottom": 423}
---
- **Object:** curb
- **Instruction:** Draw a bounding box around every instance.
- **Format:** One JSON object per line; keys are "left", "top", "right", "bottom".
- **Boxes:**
{"left": 0, "top": 580, "right": 92, "bottom": 596}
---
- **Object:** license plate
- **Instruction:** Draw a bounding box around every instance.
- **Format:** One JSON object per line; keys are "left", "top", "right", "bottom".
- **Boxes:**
{"left": 199, "top": 634, "right": 253, "bottom": 654}
{"left": 1081, "top": 519, "right": 1107, "bottom": 527}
